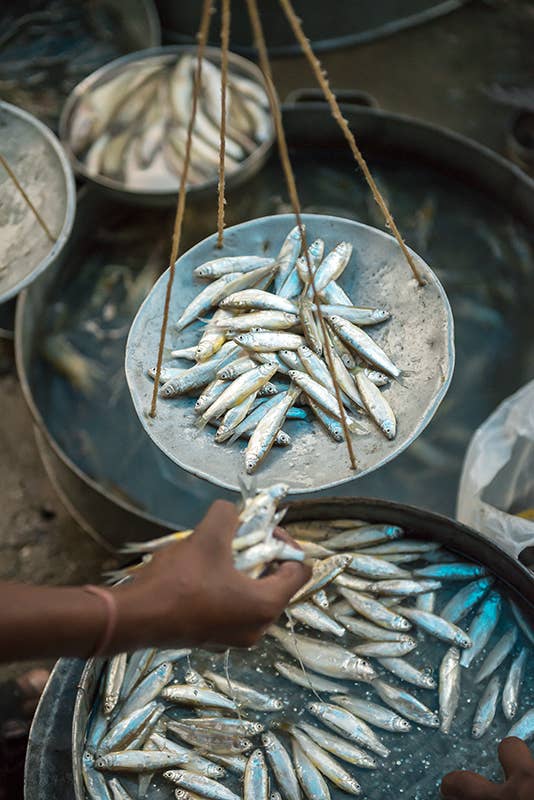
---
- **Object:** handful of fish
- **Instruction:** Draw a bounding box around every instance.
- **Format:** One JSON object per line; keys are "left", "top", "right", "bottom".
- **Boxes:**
{"left": 150, "top": 224, "right": 401, "bottom": 474}
{"left": 83, "top": 516, "right": 533, "bottom": 800}
{"left": 67, "top": 53, "right": 272, "bottom": 191}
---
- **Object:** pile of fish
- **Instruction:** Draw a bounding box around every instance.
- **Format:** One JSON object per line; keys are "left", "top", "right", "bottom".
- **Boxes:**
{"left": 68, "top": 53, "right": 271, "bottom": 190}
{"left": 150, "top": 225, "right": 400, "bottom": 474}
{"left": 113, "top": 481, "right": 303, "bottom": 584}
{"left": 83, "top": 516, "right": 534, "bottom": 800}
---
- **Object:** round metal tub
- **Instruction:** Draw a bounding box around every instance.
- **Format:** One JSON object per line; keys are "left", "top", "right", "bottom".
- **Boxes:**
{"left": 156, "top": 0, "right": 470, "bottom": 57}
{"left": 15, "top": 100, "right": 534, "bottom": 549}
{"left": 24, "top": 498, "right": 533, "bottom": 800}
{"left": 59, "top": 45, "right": 275, "bottom": 207}
{"left": 0, "top": 101, "right": 76, "bottom": 304}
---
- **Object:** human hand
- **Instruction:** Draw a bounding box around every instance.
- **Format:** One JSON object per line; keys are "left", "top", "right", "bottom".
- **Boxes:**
{"left": 441, "top": 737, "right": 534, "bottom": 800}
{"left": 113, "top": 500, "right": 311, "bottom": 651}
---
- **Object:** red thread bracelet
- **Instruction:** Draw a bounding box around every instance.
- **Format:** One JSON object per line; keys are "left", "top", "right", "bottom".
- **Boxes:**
{"left": 83, "top": 585, "right": 118, "bottom": 657}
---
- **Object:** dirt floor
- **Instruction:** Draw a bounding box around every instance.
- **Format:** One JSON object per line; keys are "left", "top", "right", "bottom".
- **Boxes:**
{"left": 0, "top": 0, "right": 533, "bottom": 690}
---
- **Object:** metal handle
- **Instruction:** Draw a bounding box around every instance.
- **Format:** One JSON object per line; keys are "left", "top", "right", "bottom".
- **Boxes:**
{"left": 285, "top": 87, "right": 379, "bottom": 109}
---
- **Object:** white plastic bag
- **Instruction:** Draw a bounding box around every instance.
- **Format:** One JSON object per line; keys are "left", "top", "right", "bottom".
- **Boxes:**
{"left": 457, "top": 379, "right": 534, "bottom": 560}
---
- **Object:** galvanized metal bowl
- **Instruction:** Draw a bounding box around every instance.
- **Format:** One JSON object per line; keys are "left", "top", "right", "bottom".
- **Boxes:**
{"left": 59, "top": 45, "right": 275, "bottom": 207}
{"left": 68, "top": 498, "right": 534, "bottom": 800}
{"left": 0, "top": 101, "right": 76, "bottom": 304}
{"left": 125, "top": 213, "right": 455, "bottom": 494}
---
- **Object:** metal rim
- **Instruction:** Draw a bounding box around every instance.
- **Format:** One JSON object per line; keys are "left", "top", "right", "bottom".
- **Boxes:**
{"left": 126, "top": 212, "right": 455, "bottom": 495}
{"left": 0, "top": 101, "right": 76, "bottom": 304}
{"left": 58, "top": 44, "right": 275, "bottom": 200}
{"left": 163, "top": 0, "right": 471, "bottom": 58}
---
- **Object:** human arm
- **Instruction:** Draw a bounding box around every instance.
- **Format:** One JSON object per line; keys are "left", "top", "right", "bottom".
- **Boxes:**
{"left": 0, "top": 500, "right": 310, "bottom": 662}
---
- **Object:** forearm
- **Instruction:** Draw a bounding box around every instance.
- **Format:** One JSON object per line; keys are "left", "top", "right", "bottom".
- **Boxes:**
{"left": 0, "top": 581, "right": 156, "bottom": 662}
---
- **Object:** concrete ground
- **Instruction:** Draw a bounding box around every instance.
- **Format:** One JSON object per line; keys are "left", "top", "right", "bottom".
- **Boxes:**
{"left": 0, "top": 0, "right": 532, "bottom": 689}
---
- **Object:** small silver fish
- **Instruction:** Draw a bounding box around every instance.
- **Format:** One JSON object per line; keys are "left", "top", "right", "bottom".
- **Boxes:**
{"left": 161, "top": 685, "right": 236, "bottom": 710}
{"left": 274, "top": 661, "right": 344, "bottom": 694}
{"left": 308, "top": 702, "right": 389, "bottom": 758}
{"left": 377, "top": 657, "right": 437, "bottom": 690}
{"left": 268, "top": 626, "right": 376, "bottom": 682}
{"left": 440, "top": 577, "right": 494, "bottom": 624}
{"left": 291, "top": 740, "right": 331, "bottom": 800}
{"left": 353, "top": 639, "right": 416, "bottom": 657}
{"left": 502, "top": 647, "right": 528, "bottom": 720}
{"left": 355, "top": 370, "right": 396, "bottom": 439}
{"left": 439, "top": 647, "right": 461, "bottom": 734}
{"left": 472, "top": 675, "right": 501, "bottom": 739}
{"left": 288, "top": 602, "right": 346, "bottom": 637}
{"left": 460, "top": 591, "right": 502, "bottom": 668}
{"left": 296, "top": 722, "right": 376, "bottom": 769}
{"left": 244, "top": 749, "right": 269, "bottom": 800}
{"left": 332, "top": 696, "right": 411, "bottom": 733}
{"left": 262, "top": 732, "right": 301, "bottom": 800}
{"left": 372, "top": 679, "right": 439, "bottom": 727}
{"left": 163, "top": 769, "right": 240, "bottom": 800}
{"left": 475, "top": 627, "right": 518, "bottom": 683}
{"left": 204, "top": 671, "right": 283, "bottom": 712}
{"left": 397, "top": 606, "right": 471, "bottom": 648}
{"left": 328, "top": 315, "right": 400, "bottom": 379}
{"left": 194, "top": 256, "right": 273, "bottom": 279}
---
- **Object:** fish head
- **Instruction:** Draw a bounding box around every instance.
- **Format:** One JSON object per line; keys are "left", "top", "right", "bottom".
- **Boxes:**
{"left": 194, "top": 265, "right": 210, "bottom": 278}
{"left": 94, "top": 756, "right": 106, "bottom": 769}
{"left": 289, "top": 225, "right": 302, "bottom": 241}
{"left": 82, "top": 751, "right": 95, "bottom": 770}
{"left": 164, "top": 770, "right": 182, "bottom": 781}
{"left": 235, "top": 333, "right": 252, "bottom": 347}
{"left": 298, "top": 345, "right": 312, "bottom": 358}
{"left": 394, "top": 718, "right": 412, "bottom": 732}
{"left": 251, "top": 722, "right": 265, "bottom": 734}
{"left": 308, "top": 702, "right": 322, "bottom": 715}
{"left": 276, "top": 431, "right": 291, "bottom": 446}
{"left": 245, "top": 453, "right": 260, "bottom": 474}
{"left": 359, "top": 659, "right": 378, "bottom": 682}
{"left": 261, "top": 732, "right": 275, "bottom": 749}
{"left": 394, "top": 616, "right": 412, "bottom": 631}
{"left": 455, "top": 632, "right": 472, "bottom": 649}
{"left": 156, "top": 661, "right": 173, "bottom": 680}
{"left": 373, "top": 309, "right": 390, "bottom": 322}
{"left": 207, "top": 765, "right": 225, "bottom": 778}
{"left": 159, "top": 382, "right": 176, "bottom": 398}
{"left": 381, "top": 419, "right": 396, "bottom": 439}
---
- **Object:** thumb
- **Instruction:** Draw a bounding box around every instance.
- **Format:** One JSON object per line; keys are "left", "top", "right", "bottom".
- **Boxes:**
{"left": 498, "top": 737, "right": 534, "bottom": 779}
{"left": 257, "top": 560, "right": 311, "bottom": 606}
{"left": 441, "top": 770, "right": 499, "bottom": 800}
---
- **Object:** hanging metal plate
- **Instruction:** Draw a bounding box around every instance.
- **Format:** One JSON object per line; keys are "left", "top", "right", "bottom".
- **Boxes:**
{"left": 125, "top": 213, "right": 455, "bottom": 494}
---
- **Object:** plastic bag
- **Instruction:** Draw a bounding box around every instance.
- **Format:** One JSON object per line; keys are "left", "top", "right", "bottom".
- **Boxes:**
{"left": 457, "top": 379, "right": 534, "bottom": 560}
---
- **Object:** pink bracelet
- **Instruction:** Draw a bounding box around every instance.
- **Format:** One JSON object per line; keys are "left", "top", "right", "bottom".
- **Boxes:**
{"left": 83, "top": 585, "right": 118, "bottom": 657}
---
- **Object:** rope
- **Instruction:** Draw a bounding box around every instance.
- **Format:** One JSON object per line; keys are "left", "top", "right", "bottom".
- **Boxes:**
{"left": 278, "top": 0, "right": 426, "bottom": 287}
{"left": 0, "top": 153, "right": 55, "bottom": 243}
{"left": 216, "top": 0, "right": 231, "bottom": 249}
{"left": 245, "top": 0, "right": 357, "bottom": 470}
{"left": 149, "top": 0, "right": 213, "bottom": 418}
